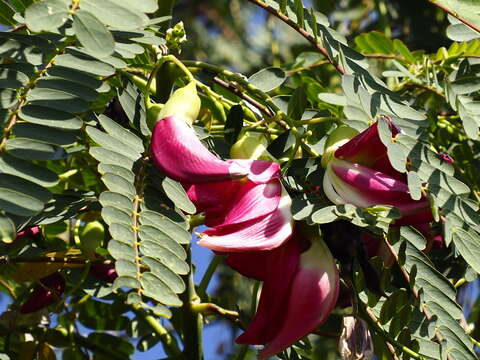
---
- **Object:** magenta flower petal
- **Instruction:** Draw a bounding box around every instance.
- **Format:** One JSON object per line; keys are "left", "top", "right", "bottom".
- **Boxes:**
{"left": 327, "top": 159, "right": 431, "bottom": 218}
{"left": 335, "top": 121, "right": 400, "bottom": 177}
{"left": 151, "top": 117, "right": 248, "bottom": 183}
{"left": 197, "top": 187, "right": 293, "bottom": 252}
{"left": 259, "top": 239, "right": 339, "bottom": 359}
{"left": 219, "top": 179, "right": 281, "bottom": 226}
{"left": 229, "top": 159, "right": 281, "bottom": 184}
{"left": 185, "top": 180, "right": 243, "bottom": 226}
{"left": 234, "top": 238, "right": 301, "bottom": 345}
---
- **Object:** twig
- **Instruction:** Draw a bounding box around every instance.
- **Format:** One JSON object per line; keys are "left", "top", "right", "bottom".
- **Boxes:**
{"left": 245, "top": 0, "right": 345, "bottom": 74}
{"left": 362, "top": 306, "right": 424, "bottom": 360}
{"left": 427, "top": 0, "right": 480, "bottom": 34}
{"left": 197, "top": 254, "right": 222, "bottom": 297}
{"left": 132, "top": 304, "right": 182, "bottom": 357}
{"left": 212, "top": 77, "right": 273, "bottom": 117}
{"left": 191, "top": 302, "right": 242, "bottom": 328}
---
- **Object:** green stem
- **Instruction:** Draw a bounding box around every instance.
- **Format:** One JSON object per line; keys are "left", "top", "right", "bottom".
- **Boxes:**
{"left": 132, "top": 304, "right": 182, "bottom": 357}
{"left": 180, "top": 246, "right": 203, "bottom": 360}
{"left": 73, "top": 333, "right": 128, "bottom": 360}
{"left": 197, "top": 254, "right": 222, "bottom": 298}
{"left": 361, "top": 306, "right": 425, "bottom": 360}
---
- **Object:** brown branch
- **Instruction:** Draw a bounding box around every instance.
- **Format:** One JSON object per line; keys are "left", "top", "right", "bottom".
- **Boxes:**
{"left": 364, "top": 307, "right": 401, "bottom": 360}
{"left": 245, "top": 0, "right": 345, "bottom": 74}
{"left": 212, "top": 77, "right": 274, "bottom": 117}
{"left": 427, "top": 0, "right": 480, "bottom": 34}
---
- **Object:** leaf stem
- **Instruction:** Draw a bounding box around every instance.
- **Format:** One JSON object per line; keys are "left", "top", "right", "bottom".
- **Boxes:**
{"left": 244, "top": 0, "right": 345, "bottom": 74}
{"left": 132, "top": 304, "right": 182, "bottom": 357}
{"left": 197, "top": 254, "right": 222, "bottom": 298}
{"left": 361, "top": 305, "right": 424, "bottom": 360}
{"left": 427, "top": 0, "right": 480, "bottom": 34}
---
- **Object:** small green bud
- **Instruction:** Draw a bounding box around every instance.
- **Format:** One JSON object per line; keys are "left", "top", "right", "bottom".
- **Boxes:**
{"left": 79, "top": 221, "right": 104, "bottom": 260}
{"left": 230, "top": 132, "right": 276, "bottom": 161}
{"left": 321, "top": 125, "right": 358, "bottom": 168}
{"left": 158, "top": 81, "right": 201, "bottom": 125}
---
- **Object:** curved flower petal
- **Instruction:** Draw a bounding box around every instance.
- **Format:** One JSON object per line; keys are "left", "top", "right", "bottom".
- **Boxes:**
{"left": 220, "top": 179, "right": 281, "bottom": 226}
{"left": 151, "top": 116, "right": 248, "bottom": 183}
{"left": 197, "top": 186, "right": 293, "bottom": 252}
{"left": 259, "top": 239, "right": 339, "bottom": 359}
{"left": 185, "top": 180, "right": 243, "bottom": 226}
{"left": 334, "top": 120, "right": 400, "bottom": 177}
{"left": 229, "top": 159, "right": 281, "bottom": 184}
{"left": 327, "top": 159, "right": 431, "bottom": 218}
{"left": 234, "top": 238, "right": 301, "bottom": 345}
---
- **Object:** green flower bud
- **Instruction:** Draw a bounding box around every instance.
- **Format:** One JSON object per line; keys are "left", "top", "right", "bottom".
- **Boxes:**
{"left": 321, "top": 125, "right": 359, "bottom": 168}
{"left": 230, "top": 132, "right": 276, "bottom": 161}
{"left": 158, "top": 81, "right": 201, "bottom": 125}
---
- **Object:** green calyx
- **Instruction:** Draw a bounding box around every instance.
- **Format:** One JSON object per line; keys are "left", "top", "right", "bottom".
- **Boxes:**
{"left": 149, "top": 81, "right": 201, "bottom": 126}
{"left": 230, "top": 132, "right": 276, "bottom": 162}
{"left": 321, "top": 125, "right": 359, "bottom": 168}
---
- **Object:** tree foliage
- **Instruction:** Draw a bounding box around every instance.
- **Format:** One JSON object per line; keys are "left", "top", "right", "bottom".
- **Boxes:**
{"left": 0, "top": 0, "right": 480, "bottom": 359}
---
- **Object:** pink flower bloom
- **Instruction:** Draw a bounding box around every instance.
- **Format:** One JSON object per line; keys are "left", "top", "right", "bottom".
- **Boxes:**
{"left": 323, "top": 120, "right": 432, "bottom": 225}
{"left": 226, "top": 235, "right": 339, "bottom": 358}
{"left": 150, "top": 116, "right": 293, "bottom": 252}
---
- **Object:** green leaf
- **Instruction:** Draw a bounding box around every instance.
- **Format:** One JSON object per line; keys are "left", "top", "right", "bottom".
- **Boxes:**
{"left": 287, "top": 86, "right": 307, "bottom": 121}
{"left": 142, "top": 257, "right": 185, "bottom": 293}
{"left": 102, "top": 206, "right": 133, "bottom": 226}
{"left": 0, "top": 215, "right": 16, "bottom": 243}
{"left": 13, "top": 123, "right": 78, "bottom": 145}
{"left": 0, "top": 174, "right": 51, "bottom": 216}
{"left": 99, "top": 191, "right": 133, "bottom": 213}
{"left": 80, "top": 0, "right": 149, "bottom": 31}
{"left": 55, "top": 53, "right": 115, "bottom": 77}
{"left": 98, "top": 115, "right": 144, "bottom": 153}
{"left": 139, "top": 240, "right": 189, "bottom": 275}
{"left": 248, "top": 67, "right": 286, "bottom": 92}
{"left": 0, "top": 89, "right": 18, "bottom": 109}
{"left": 90, "top": 147, "right": 134, "bottom": 170}
{"left": 224, "top": 105, "right": 243, "bottom": 145}
{"left": 24, "top": 0, "right": 69, "bottom": 32}
{"left": 26, "top": 88, "right": 89, "bottom": 113}
{"left": 355, "top": 31, "right": 394, "bottom": 54}
{"left": 6, "top": 138, "right": 66, "bottom": 160}
{"left": 0, "top": 0, "right": 16, "bottom": 26}
{"left": 161, "top": 177, "right": 196, "bottom": 214}
{"left": 36, "top": 77, "right": 99, "bottom": 102}
{"left": 115, "top": 259, "right": 137, "bottom": 277}
{"left": 19, "top": 105, "right": 83, "bottom": 130}
{"left": 139, "top": 210, "right": 191, "bottom": 245}
{"left": 47, "top": 66, "right": 103, "bottom": 90}
{"left": 140, "top": 272, "right": 182, "bottom": 306}
{"left": 107, "top": 239, "right": 136, "bottom": 260}
{"left": 102, "top": 173, "right": 136, "bottom": 198}
{"left": 267, "top": 130, "right": 295, "bottom": 158}
{"left": 139, "top": 225, "right": 186, "bottom": 259}
{"left": 0, "top": 154, "right": 59, "bottom": 187}
{"left": 86, "top": 126, "right": 141, "bottom": 161}
{"left": 109, "top": 223, "right": 135, "bottom": 246}
{"left": 407, "top": 171, "right": 422, "bottom": 201}
{"left": 452, "top": 229, "right": 480, "bottom": 274}
{"left": 117, "top": 82, "right": 149, "bottom": 136}
{"left": 73, "top": 10, "right": 115, "bottom": 59}
{"left": 98, "top": 164, "right": 135, "bottom": 183}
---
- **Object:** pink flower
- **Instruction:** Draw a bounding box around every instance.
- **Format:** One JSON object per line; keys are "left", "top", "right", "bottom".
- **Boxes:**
{"left": 323, "top": 120, "right": 432, "bottom": 225}
{"left": 226, "top": 235, "right": 339, "bottom": 358}
{"left": 150, "top": 116, "right": 293, "bottom": 252}
{"left": 20, "top": 273, "right": 65, "bottom": 313}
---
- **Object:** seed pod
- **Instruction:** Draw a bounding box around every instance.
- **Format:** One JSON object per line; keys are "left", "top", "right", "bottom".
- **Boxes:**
{"left": 20, "top": 273, "right": 65, "bottom": 314}
{"left": 338, "top": 316, "right": 374, "bottom": 360}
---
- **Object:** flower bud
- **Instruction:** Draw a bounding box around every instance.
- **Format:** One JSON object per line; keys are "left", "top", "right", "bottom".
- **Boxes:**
{"left": 230, "top": 132, "right": 276, "bottom": 161}
{"left": 90, "top": 263, "right": 118, "bottom": 283}
{"left": 157, "top": 81, "right": 200, "bottom": 125}
{"left": 322, "top": 126, "right": 359, "bottom": 168}
{"left": 78, "top": 221, "right": 104, "bottom": 260}
{"left": 338, "top": 316, "right": 374, "bottom": 360}
{"left": 20, "top": 273, "right": 65, "bottom": 314}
